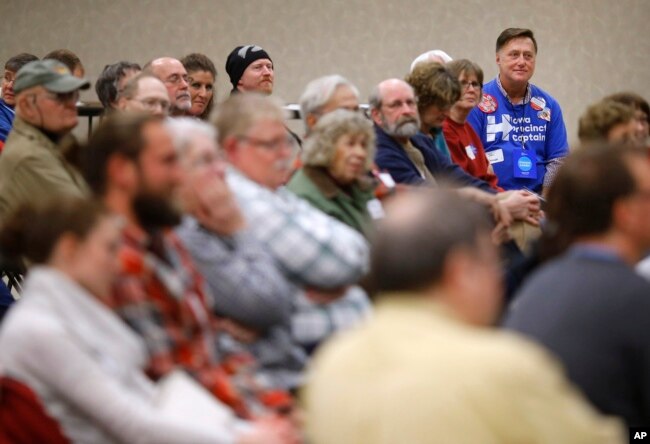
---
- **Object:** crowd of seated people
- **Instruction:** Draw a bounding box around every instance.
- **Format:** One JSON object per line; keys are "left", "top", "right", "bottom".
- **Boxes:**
{"left": 0, "top": 26, "right": 648, "bottom": 443}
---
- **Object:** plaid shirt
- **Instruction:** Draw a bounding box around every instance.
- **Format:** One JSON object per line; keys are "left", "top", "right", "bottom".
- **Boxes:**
{"left": 175, "top": 216, "right": 308, "bottom": 390}
{"left": 110, "top": 224, "right": 291, "bottom": 418}
{"left": 227, "top": 168, "right": 370, "bottom": 289}
{"left": 227, "top": 168, "right": 372, "bottom": 350}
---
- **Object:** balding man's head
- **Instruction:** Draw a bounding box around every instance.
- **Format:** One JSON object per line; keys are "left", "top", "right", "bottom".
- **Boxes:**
{"left": 145, "top": 57, "right": 191, "bottom": 115}
{"left": 371, "top": 188, "right": 501, "bottom": 325}
{"left": 369, "top": 79, "right": 420, "bottom": 140}
{"left": 299, "top": 74, "right": 361, "bottom": 132}
{"left": 409, "top": 49, "right": 453, "bottom": 73}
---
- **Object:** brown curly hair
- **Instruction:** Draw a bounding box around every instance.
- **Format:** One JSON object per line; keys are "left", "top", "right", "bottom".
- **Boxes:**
{"left": 404, "top": 61, "right": 460, "bottom": 113}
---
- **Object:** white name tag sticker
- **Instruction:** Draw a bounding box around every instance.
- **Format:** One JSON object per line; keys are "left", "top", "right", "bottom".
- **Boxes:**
{"left": 465, "top": 145, "right": 476, "bottom": 160}
{"left": 367, "top": 198, "right": 385, "bottom": 220}
{"left": 377, "top": 172, "right": 396, "bottom": 188}
{"left": 486, "top": 149, "right": 505, "bottom": 164}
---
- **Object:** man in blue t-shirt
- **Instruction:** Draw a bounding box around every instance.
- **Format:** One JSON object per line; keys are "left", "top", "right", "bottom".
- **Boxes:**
{"left": 0, "top": 53, "right": 39, "bottom": 151}
{"left": 468, "top": 28, "right": 568, "bottom": 194}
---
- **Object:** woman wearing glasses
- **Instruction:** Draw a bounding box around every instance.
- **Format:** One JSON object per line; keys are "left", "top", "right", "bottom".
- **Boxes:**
{"left": 442, "top": 59, "right": 502, "bottom": 191}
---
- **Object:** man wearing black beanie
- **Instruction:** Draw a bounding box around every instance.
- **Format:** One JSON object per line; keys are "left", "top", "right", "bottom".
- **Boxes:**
{"left": 225, "top": 45, "right": 273, "bottom": 95}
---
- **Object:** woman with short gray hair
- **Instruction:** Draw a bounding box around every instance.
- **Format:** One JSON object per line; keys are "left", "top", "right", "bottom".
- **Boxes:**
{"left": 287, "top": 109, "right": 378, "bottom": 239}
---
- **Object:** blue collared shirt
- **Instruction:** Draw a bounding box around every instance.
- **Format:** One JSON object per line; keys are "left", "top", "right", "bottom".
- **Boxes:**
{"left": 0, "top": 99, "right": 15, "bottom": 143}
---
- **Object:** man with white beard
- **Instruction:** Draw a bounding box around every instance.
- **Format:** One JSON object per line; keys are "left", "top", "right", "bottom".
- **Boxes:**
{"left": 143, "top": 57, "right": 192, "bottom": 116}
{"left": 371, "top": 79, "right": 513, "bottom": 240}
{"left": 372, "top": 79, "right": 498, "bottom": 190}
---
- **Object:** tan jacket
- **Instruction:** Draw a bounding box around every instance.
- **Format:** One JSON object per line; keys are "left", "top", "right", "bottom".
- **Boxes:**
{"left": 0, "top": 117, "right": 88, "bottom": 222}
{"left": 305, "top": 295, "right": 625, "bottom": 444}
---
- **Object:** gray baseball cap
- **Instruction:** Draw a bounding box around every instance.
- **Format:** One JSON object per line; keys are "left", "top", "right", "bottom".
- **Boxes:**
{"left": 14, "top": 59, "right": 90, "bottom": 94}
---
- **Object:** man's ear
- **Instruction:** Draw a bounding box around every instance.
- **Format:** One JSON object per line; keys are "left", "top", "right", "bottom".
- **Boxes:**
{"left": 50, "top": 232, "right": 79, "bottom": 268}
{"left": 439, "top": 247, "right": 472, "bottom": 293}
{"left": 15, "top": 92, "right": 36, "bottom": 120}
{"left": 116, "top": 97, "right": 128, "bottom": 111}
{"left": 221, "top": 136, "right": 240, "bottom": 162}
{"left": 370, "top": 108, "right": 383, "bottom": 126}
{"left": 305, "top": 113, "right": 318, "bottom": 131}
{"left": 106, "top": 154, "right": 137, "bottom": 192}
{"left": 611, "top": 196, "right": 636, "bottom": 234}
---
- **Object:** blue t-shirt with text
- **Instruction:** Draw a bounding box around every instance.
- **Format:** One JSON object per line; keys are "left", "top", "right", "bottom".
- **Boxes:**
{"left": 467, "top": 79, "right": 568, "bottom": 192}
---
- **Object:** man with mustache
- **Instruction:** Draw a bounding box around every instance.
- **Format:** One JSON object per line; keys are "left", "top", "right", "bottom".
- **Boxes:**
{"left": 372, "top": 78, "right": 497, "bottom": 192}
{"left": 371, "top": 78, "right": 543, "bottom": 245}
{"left": 219, "top": 93, "right": 372, "bottom": 353}
{"left": 144, "top": 57, "right": 192, "bottom": 116}
{"left": 225, "top": 45, "right": 274, "bottom": 95}
{"left": 467, "top": 28, "right": 568, "bottom": 195}
{"left": 0, "top": 53, "right": 38, "bottom": 150}
{"left": 80, "top": 113, "right": 300, "bottom": 442}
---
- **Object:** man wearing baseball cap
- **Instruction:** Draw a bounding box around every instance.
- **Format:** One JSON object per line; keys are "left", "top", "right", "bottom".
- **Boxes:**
{"left": 0, "top": 59, "right": 90, "bottom": 222}
{"left": 225, "top": 45, "right": 274, "bottom": 95}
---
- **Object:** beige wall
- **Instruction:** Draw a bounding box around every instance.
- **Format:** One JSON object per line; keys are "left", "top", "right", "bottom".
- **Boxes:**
{"left": 1, "top": 0, "right": 648, "bottom": 143}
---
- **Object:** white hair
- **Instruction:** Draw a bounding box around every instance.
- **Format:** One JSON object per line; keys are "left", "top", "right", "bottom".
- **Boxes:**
{"left": 165, "top": 117, "right": 217, "bottom": 157}
{"left": 299, "top": 74, "right": 360, "bottom": 129}
{"left": 302, "top": 109, "right": 375, "bottom": 169}
{"left": 409, "top": 49, "right": 453, "bottom": 73}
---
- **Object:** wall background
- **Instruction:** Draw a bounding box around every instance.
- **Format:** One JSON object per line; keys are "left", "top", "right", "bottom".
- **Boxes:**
{"left": 1, "top": 0, "right": 648, "bottom": 143}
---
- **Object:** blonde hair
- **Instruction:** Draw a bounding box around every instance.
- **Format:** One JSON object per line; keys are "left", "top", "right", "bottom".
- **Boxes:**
{"left": 213, "top": 93, "right": 286, "bottom": 145}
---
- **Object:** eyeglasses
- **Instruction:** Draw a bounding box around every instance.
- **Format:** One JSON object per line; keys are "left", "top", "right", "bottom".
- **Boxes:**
{"left": 460, "top": 81, "right": 481, "bottom": 90}
{"left": 188, "top": 150, "right": 226, "bottom": 170}
{"left": 134, "top": 97, "right": 171, "bottom": 113}
{"left": 41, "top": 90, "right": 80, "bottom": 105}
{"left": 2, "top": 72, "right": 15, "bottom": 85}
{"left": 383, "top": 98, "right": 417, "bottom": 111}
{"left": 239, "top": 135, "right": 296, "bottom": 152}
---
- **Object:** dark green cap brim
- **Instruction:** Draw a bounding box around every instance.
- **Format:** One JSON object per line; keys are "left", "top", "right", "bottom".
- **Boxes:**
{"left": 14, "top": 59, "right": 91, "bottom": 94}
{"left": 43, "top": 76, "right": 90, "bottom": 93}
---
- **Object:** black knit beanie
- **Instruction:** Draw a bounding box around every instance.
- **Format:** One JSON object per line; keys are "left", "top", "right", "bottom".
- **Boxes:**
{"left": 225, "top": 45, "right": 273, "bottom": 94}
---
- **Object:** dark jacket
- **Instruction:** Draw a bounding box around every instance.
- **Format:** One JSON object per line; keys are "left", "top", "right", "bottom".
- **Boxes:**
{"left": 286, "top": 166, "right": 375, "bottom": 239}
{"left": 373, "top": 125, "right": 494, "bottom": 193}
{"left": 504, "top": 246, "right": 650, "bottom": 426}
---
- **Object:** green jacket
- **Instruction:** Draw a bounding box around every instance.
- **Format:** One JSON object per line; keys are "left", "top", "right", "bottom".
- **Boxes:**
{"left": 0, "top": 117, "right": 88, "bottom": 223}
{"left": 287, "top": 166, "right": 375, "bottom": 239}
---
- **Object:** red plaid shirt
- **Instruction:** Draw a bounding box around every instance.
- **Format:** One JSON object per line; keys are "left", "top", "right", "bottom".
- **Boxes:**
{"left": 109, "top": 224, "right": 291, "bottom": 418}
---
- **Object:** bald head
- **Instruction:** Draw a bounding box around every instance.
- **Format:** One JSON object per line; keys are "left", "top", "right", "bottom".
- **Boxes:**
{"left": 145, "top": 57, "right": 191, "bottom": 115}
{"left": 409, "top": 49, "right": 453, "bottom": 73}
{"left": 371, "top": 79, "right": 414, "bottom": 105}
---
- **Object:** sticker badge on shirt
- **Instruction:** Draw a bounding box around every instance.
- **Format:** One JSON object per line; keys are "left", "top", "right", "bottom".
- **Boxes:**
{"left": 537, "top": 107, "right": 551, "bottom": 122}
{"left": 486, "top": 149, "right": 505, "bottom": 164}
{"left": 531, "top": 96, "right": 546, "bottom": 111}
{"left": 513, "top": 148, "right": 537, "bottom": 179}
{"left": 465, "top": 145, "right": 477, "bottom": 160}
{"left": 478, "top": 93, "right": 498, "bottom": 113}
{"left": 367, "top": 198, "right": 385, "bottom": 220}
